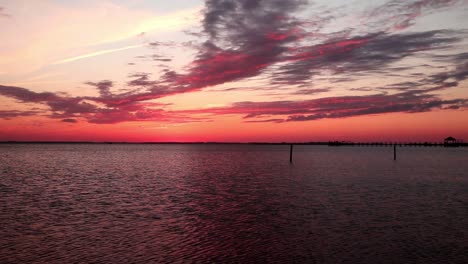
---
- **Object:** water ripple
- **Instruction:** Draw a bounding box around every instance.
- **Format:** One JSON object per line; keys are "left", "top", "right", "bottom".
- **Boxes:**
{"left": 1, "top": 144, "right": 468, "bottom": 263}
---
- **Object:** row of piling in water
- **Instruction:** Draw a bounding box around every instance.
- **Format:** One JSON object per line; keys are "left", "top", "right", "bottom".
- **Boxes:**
{"left": 327, "top": 141, "right": 467, "bottom": 147}
{"left": 288, "top": 141, "right": 466, "bottom": 163}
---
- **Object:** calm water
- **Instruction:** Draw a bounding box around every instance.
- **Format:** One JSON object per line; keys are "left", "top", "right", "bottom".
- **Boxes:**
{"left": 1, "top": 144, "right": 467, "bottom": 263}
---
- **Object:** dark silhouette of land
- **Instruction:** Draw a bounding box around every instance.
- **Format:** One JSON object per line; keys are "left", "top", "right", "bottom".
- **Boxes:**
{"left": 0, "top": 140, "right": 466, "bottom": 147}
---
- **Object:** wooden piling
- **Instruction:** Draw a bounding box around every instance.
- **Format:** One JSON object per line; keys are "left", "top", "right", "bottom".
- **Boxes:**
{"left": 394, "top": 144, "right": 396, "bottom": 160}
{"left": 290, "top": 144, "right": 294, "bottom": 163}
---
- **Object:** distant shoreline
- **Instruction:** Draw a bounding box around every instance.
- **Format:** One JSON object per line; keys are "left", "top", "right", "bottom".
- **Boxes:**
{"left": 0, "top": 141, "right": 466, "bottom": 147}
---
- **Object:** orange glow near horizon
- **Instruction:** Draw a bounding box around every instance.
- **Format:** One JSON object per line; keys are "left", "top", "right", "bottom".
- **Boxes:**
{"left": 1, "top": 110, "right": 467, "bottom": 143}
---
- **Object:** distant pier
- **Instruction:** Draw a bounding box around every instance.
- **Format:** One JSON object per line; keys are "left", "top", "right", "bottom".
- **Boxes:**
{"left": 288, "top": 138, "right": 466, "bottom": 163}
{"left": 326, "top": 141, "right": 466, "bottom": 147}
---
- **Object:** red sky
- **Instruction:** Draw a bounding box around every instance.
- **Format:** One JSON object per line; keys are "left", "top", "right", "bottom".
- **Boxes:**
{"left": 1, "top": 0, "right": 468, "bottom": 142}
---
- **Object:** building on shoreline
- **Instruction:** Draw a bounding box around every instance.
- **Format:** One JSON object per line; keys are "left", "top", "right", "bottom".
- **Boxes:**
{"left": 444, "top": 136, "right": 458, "bottom": 147}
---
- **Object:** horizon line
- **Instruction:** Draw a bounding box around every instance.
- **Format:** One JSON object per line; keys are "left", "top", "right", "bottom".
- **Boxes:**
{"left": 0, "top": 140, "right": 465, "bottom": 145}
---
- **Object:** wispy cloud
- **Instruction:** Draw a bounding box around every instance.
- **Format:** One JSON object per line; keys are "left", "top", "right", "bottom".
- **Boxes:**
{"left": 51, "top": 44, "right": 144, "bottom": 65}
{"left": 179, "top": 93, "right": 467, "bottom": 123}
{"left": 365, "top": 0, "right": 462, "bottom": 31}
{"left": 0, "top": 84, "right": 209, "bottom": 124}
{"left": 0, "top": 110, "right": 38, "bottom": 119}
{"left": 0, "top": 3, "right": 199, "bottom": 74}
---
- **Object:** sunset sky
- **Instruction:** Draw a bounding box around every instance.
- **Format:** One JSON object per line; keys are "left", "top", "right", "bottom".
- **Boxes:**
{"left": 1, "top": 0, "right": 468, "bottom": 142}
